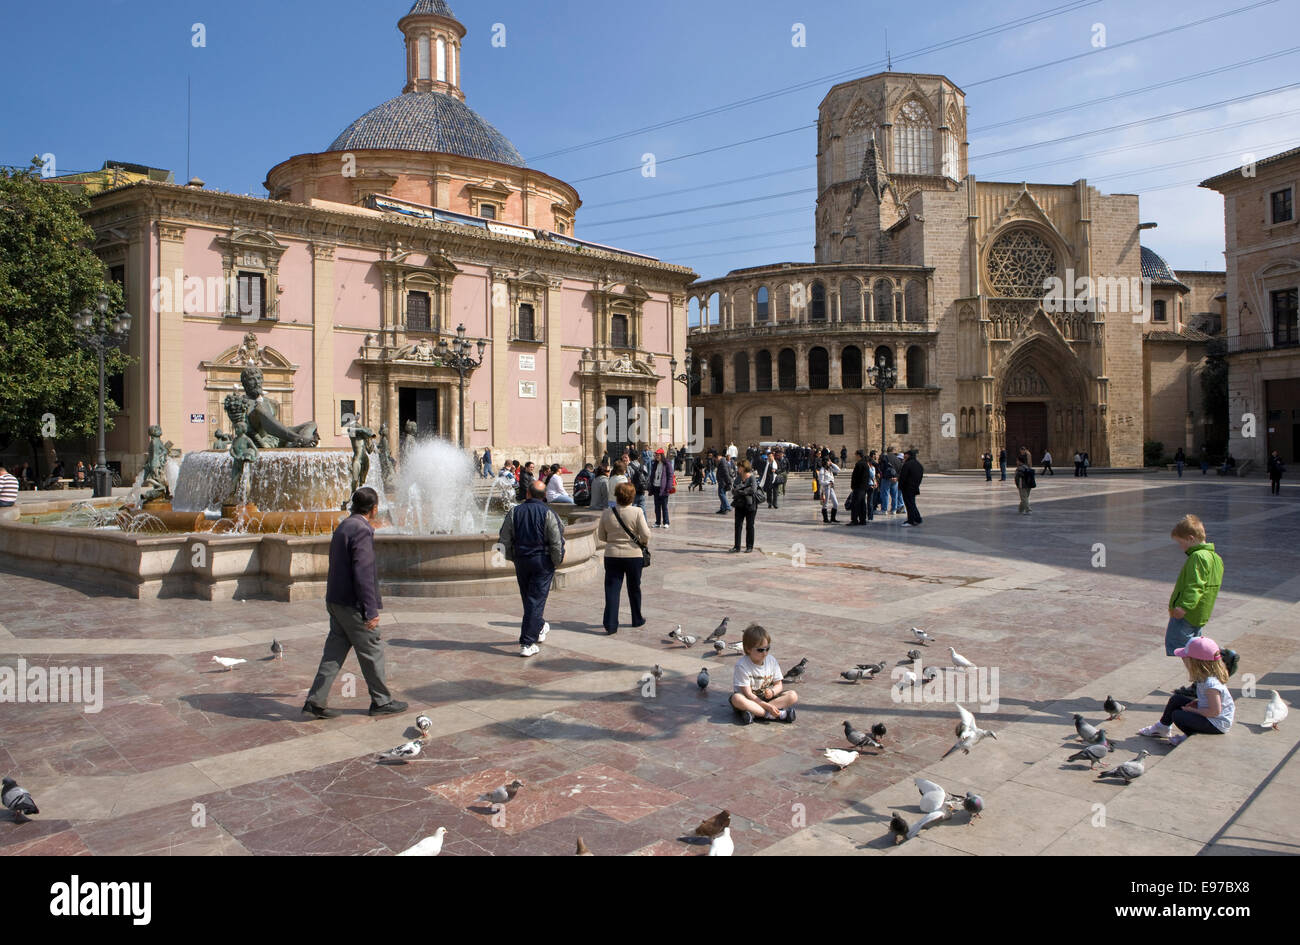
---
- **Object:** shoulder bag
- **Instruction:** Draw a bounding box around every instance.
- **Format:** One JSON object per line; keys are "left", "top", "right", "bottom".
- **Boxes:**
{"left": 613, "top": 507, "right": 651, "bottom": 568}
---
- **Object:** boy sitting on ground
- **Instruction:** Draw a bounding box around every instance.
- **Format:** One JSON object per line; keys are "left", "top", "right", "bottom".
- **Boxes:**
{"left": 730, "top": 623, "right": 798, "bottom": 724}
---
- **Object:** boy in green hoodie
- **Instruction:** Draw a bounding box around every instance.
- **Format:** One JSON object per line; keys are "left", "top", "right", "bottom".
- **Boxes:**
{"left": 1166, "top": 514, "right": 1223, "bottom": 655}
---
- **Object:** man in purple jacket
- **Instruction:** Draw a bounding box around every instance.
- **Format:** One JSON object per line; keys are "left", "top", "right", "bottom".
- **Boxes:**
{"left": 303, "top": 487, "right": 407, "bottom": 719}
{"left": 649, "top": 447, "right": 674, "bottom": 528}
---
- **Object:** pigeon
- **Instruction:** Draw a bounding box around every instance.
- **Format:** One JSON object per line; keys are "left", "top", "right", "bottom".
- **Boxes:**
{"left": 871, "top": 722, "right": 887, "bottom": 743}
{"left": 726, "top": 641, "right": 745, "bottom": 654}
{"left": 211, "top": 656, "right": 246, "bottom": 671}
{"left": 948, "top": 646, "right": 974, "bottom": 669}
{"left": 478, "top": 779, "right": 523, "bottom": 811}
{"left": 921, "top": 666, "right": 940, "bottom": 683}
{"left": 1097, "top": 750, "right": 1150, "bottom": 783}
{"left": 910, "top": 627, "right": 935, "bottom": 645}
{"left": 669, "top": 627, "right": 698, "bottom": 648}
{"left": 694, "top": 809, "right": 730, "bottom": 839}
{"left": 713, "top": 641, "right": 726, "bottom": 656}
{"left": 576, "top": 836, "right": 594, "bottom": 856}
{"left": 270, "top": 638, "right": 284, "bottom": 660}
{"left": 843, "top": 720, "right": 882, "bottom": 751}
{"left": 1103, "top": 695, "right": 1126, "bottom": 720}
{"left": 907, "top": 807, "right": 952, "bottom": 839}
{"left": 708, "top": 826, "right": 734, "bottom": 856}
{"left": 857, "top": 661, "right": 886, "bottom": 676}
{"left": 2, "top": 777, "right": 38, "bottom": 819}
{"left": 705, "top": 617, "right": 729, "bottom": 643}
{"left": 915, "top": 777, "right": 949, "bottom": 813}
{"left": 782, "top": 658, "right": 808, "bottom": 683}
{"left": 1067, "top": 742, "right": 1114, "bottom": 769}
{"left": 905, "top": 649, "right": 923, "bottom": 662}
{"left": 896, "top": 670, "right": 918, "bottom": 693}
{"left": 1073, "top": 714, "right": 1103, "bottom": 743}
{"left": 841, "top": 668, "right": 869, "bottom": 682}
{"left": 947, "top": 791, "right": 984, "bottom": 822}
{"left": 889, "top": 811, "right": 910, "bottom": 845}
{"left": 942, "top": 703, "right": 997, "bottom": 758}
{"left": 415, "top": 714, "right": 433, "bottom": 736}
{"left": 397, "top": 827, "right": 446, "bottom": 856}
{"left": 651, "top": 664, "right": 664, "bottom": 682}
{"left": 697, "top": 667, "right": 709, "bottom": 690}
{"left": 378, "top": 739, "right": 422, "bottom": 763}
{"left": 822, "top": 748, "right": 859, "bottom": 770}
{"left": 1262, "top": 690, "right": 1288, "bottom": 731}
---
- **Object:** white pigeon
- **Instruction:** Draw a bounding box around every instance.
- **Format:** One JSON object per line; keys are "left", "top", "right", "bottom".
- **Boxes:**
{"left": 378, "top": 739, "right": 422, "bottom": 763}
{"left": 906, "top": 807, "right": 952, "bottom": 839}
{"left": 708, "top": 826, "right": 734, "bottom": 856}
{"left": 415, "top": 714, "right": 433, "bottom": 737}
{"left": 727, "top": 641, "right": 745, "bottom": 653}
{"left": 1262, "top": 690, "right": 1288, "bottom": 731}
{"left": 822, "top": 748, "right": 859, "bottom": 770}
{"left": 211, "top": 656, "right": 246, "bottom": 671}
{"left": 921, "top": 666, "right": 940, "bottom": 683}
{"left": 914, "top": 777, "right": 949, "bottom": 813}
{"left": 895, "top": 670, "right": 918, "bottom": 693}
{"left": 948, "top": 646, "right": 974, "bottom": 669}
{"left": 397, "top": 827, "right": 446, "bottom": 856}
{"left": 942, "top": 703, "right": 997, "bottom": 758}
{"left": 676, "top": 631, "right": 698, "bottom": 648}
{"left": 910, "top": 627, "right": 935, "bottom": 645}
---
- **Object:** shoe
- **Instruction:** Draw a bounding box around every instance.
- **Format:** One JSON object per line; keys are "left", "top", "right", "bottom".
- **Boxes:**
{"left": 1138, "top": 723, "right": 1170, "bottom": 737}
{"left": 302, "top": 701, "right": 340, "bottom": 719}
{"left": 369, "top": 699, "right": 409, "bottom": 716}
{"left": 605, "top": 627, "right": 618, "bottom": 635}
{"left": 900, "top": 522, "right": 913, "bottom": 527}
{"left": 520, "top": 644, "right": 540, "bottom": 657}
{"left": 744, "top": 547, "right": 754, "bottom": 553}
{"left": 652, "top": 523, "right": 661, "bottom": 528}
{"left": 538, "top": 621, "right": 550, "bottom": 643}
{"left": 715, "top": 509, "right": 728, "bottom": 514}
{"left": 663, "top": 524, "right": 670, "bottom": 529}
{"left": 738, "top": 710, "right": 754, "bottom": 725}
{"left": 781, "top": 707, "right": 796, "bottom": 723}
{"left": 729, "top": 547, "right": 740, "bottom": 553}
{"left": 1167, "top": 734, "right": 1188, "bottom": 747}
{"left": 631, "top": 619, "right": 646, "bottom": 628}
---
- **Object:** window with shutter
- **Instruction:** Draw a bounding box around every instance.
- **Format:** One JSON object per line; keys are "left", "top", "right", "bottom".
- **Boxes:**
{"left": 407, "top": 291, "right": 431, "bottom": 331}
{"left": 237, "top": 271, "right": 265, "bottom": 320}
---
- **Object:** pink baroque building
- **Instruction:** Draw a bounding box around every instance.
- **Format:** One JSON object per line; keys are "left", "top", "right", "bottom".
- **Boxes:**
{"left": 80, "top": 0, "right": 696, "bottom": 477}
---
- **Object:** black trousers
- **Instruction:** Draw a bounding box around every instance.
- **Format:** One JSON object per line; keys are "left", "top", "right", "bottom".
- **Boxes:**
{"left": 733, "top": 506, "right": 756, "bottom": 550}
{"left": 514, "top": 555, "right": 555, "bottom": 646}
{"left": 1159, "top": 692, "right": 1224, "bottom": 735}
{"left": 847, "top": 488, "right": 865, "bottom": 524}
{"left": 902, "top": 491, "right": 922, "bottom": 525}
{"left": 764, "top": 481, "right": 779, "bottom": 508}
{"left": 1271, "top": 476, "right": 1282, "bottom": 495}
{"left": 603, "top": 556, "right": 644, "bottom": 633}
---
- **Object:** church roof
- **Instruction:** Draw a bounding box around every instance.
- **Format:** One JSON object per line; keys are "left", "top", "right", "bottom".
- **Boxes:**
{"left": 1140, "top": 246, "right": 1189, "bottom": 291}
{"left": 406, "top": 0, "right": 456, "bottom": 17}
{"left": 327, "top": 92, "right": 526, "bottom": 167}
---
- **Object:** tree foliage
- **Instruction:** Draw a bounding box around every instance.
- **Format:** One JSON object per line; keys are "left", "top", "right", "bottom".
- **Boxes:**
{"left": 0, "top": 163, "right": 131, "bottom": 445}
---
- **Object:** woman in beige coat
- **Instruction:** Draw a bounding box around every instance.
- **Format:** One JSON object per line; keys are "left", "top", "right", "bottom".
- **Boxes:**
{"left": 596, "top": 481, "right": 651, "bottom": 634}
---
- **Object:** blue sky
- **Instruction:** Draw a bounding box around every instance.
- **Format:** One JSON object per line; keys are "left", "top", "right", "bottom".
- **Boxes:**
{"left": 3, "top": 0, "right": 1298, "bottom": 283}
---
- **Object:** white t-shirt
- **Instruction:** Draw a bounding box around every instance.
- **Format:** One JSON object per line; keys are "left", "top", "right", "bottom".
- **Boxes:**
{"left": 545, "top": 473, "right": 569, "bottom": 500}
{"left": 732, "top": 652, "right": 783, "bottom": 693}
{"left": 1197, "top": 677, "right": 1235, "bottom": 733}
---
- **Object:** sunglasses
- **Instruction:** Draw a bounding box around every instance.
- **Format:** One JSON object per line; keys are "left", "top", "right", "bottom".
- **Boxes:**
{"left": 753, "top": 646, "right": 769, "bottom": 653}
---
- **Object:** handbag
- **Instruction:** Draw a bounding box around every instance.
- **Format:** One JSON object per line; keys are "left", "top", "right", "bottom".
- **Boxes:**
{"left": 612, "top": 507, "right": 651, "bottom": 568}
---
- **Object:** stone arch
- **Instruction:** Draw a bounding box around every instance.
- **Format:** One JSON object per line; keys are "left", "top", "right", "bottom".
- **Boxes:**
{"left": 755, "top": 285, "right": 770, "bottom": 323}
{"left": 732, "top": 287, "right": 750, "bottom": 326}
{"left": 688, "top": 296, "right": 701, "bottom": 327}
{"left": 996, "top": 332, "right": 1094, "bottom": 464}
{"left": 733, "top": 350, "right": 751, "bottom": 393}
{"left": 755, "top": 349, "right": 773, "bottom": 391}
{"left": 732, "top": 400, "right": 794, "bottom": 443}
{"left": 774, "top": 283, "right": 791, "bottom": 321}
{"left": 809, "top": 346, "right": 830, "bottom": 389}
{"left": 708, "top": 354, "right": 725, "bottom": 394}
{"left": 873, "top": 345, "right": 894, "bottom": 371}
{"left": 905, "top": 345, "right": 927, "bottom": 388}
{"left": 904, "top": 278, "right": 927, "bottom": 322}
{"left": 841, "top": 345, "right": 863, "bottom": 389}
{"left": 872, "top": 278, "right": 895, "bottom": 322}
{"left": 892, "top": 96, "right": 935, "bottom": 175}
{"left": 708, "top": 291, "right": 722, "bottom": 329}
{"left": 777, "top": 347, "right": 796, "bottom": 390}
{"left": 810, "top": 280, "right": 827, "bottom": 322}
{"left": 840, "top": 277, "right": 862, "bottom": 321}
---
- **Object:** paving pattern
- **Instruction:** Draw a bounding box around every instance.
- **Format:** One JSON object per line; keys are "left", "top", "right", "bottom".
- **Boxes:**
{"left": 1, "top": 471, "right": 1297, "bottom": 855}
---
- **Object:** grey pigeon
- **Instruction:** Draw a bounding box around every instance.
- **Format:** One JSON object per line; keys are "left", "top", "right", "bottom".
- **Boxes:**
{"left": 378, "top": 739, "right": 422, "bottom": 763}
{"left": 651, "top": 664, "right": 663, "bottom": 681}
{"left": 713, "top": 641, "right": 726, "bottom": 656}
{"left": 270, "top": 638, "right": 284, "bottom": 660}
{"left": 1067, "top": 742, "right": 1113, "bottom": 769}
{"left": 871, "top": 722, "right": 887, "bottom": 743}
{"left": 1073, "top": 714, "right": 1103, "bottom": 743}
{"left": 856, "top": 661, "right": 886, "bottom": 676}
{"left": 705, "top": 617, "right": 729, "bottom": 643}
{"left": 841, "top": 668, "right": 869, "bottom": 682}
{"left": 949, "top": 791, "right": 984, "bottom": 821}
{"left": 889, "top": 811, "right": 909, "bottom": 845}
{"left": 1096, "top": 750, "right": 1150, "bottom": 783}
{"left": 2, "top": 777, "right": 38, "bottom": 818}
{"left": 415, "top": 714, "right": 433, "bottom": 736}
{"left": 782, "top": 658, "right": 808, "bottom": 683}
{"left": 697, "top": 667, "right": 709, "bottom": 690}
{"left": 478, "top": 779, "right": 523, "bottom": 810}
{"left": 907, "top": 807, "right": 952, "bottom": 839}
{"left": 906, "top": 649, "right": 922, "bottom": 662}
{"left": 922, "top": 666, "right": 940, "bottom": 683}
{"left": 843, "top": 720, "right": 883, "bottom": 751}
{"left": 1103, "top": 695, "right": 1126, "bottom": 720}
{"left": 942, "top": 703, "right": 997, "bottom": 758}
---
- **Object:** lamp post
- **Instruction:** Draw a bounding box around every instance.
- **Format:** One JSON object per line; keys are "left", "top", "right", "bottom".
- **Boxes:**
{"left": 74, "top": 291, "right": 131, "bottom": 498}
{"left": 669, "top": 350, "right": 704, "bottom": 387}
{"left": 867, "top": 352, "right": 897, "bottom": 457}
{"left": 436, "top": 322, "right": 486, "bottom": 449}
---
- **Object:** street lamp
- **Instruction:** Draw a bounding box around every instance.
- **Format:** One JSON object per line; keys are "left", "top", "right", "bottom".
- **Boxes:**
{"left": 669, "top": 350, "right": 704, "bottom": 387}
{"left": 867, "top": 352, "right": 897, "bottom": 457}
{"left": 437, "top": 322, "right": 486, "bottom": 449}
{"left": 75, "top": 291, "right": 132, "bottom": 498}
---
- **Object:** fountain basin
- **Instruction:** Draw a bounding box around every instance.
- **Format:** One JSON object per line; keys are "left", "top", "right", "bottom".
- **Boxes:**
{"left": 172, "top": 448, "right": 370, "bottom": 513}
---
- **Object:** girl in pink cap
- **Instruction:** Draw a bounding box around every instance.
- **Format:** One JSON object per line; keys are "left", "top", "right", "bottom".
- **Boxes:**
{"left": 1140, "top": 636, "right": 1236, "bottom": 746}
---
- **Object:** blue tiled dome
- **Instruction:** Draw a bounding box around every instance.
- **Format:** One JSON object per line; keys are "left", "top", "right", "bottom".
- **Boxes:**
{"left": 1140, "top": 246, "right": 1188, "bottom": 289}
{"left": 407, "top": 0, "right": 456, "bottom": 16}
{"left": 327, "top": 92, "right": 526, "bottom": 167}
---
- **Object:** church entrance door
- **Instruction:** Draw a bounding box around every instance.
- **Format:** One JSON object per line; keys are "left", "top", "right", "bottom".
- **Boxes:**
{"left": 1005, "top": 402, "right": 1048, "bottom": 462}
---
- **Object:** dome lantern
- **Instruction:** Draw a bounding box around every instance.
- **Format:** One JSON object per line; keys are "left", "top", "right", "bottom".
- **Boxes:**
{"left": 399, "top": 0, "right": 466, "bottom": 101}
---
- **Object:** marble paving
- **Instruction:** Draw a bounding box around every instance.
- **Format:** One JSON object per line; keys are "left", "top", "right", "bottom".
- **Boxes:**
{"left": 1, "top": 471, "right": 1297, "bottom": 855}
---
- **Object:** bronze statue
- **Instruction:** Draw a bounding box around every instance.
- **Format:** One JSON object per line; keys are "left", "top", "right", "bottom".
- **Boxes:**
{"left": 402, "top": 419, "right": 419, "bottom": 459}
{"left": 347, "top": 423, "right": 375, "bottom": 495}
{"left": 212, "top": 430, "right": 231, "bottom": 451}
{"left": 228, "top": 421, "right": 259, "bottom": 503}
{"left": 223, "top": 364, "right": 319, "bottom": 448}
{"left": 376, "top": 422, "right": 396, "bottom": 488}
{"left": 139, "top": 423, "right": 173, "bottom": 503}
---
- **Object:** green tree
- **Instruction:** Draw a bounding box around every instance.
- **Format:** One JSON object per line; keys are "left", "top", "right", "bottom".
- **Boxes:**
{"left": 1200, "top": 342, "right": 1229, "bottom": 459}
{"left": 0, "top": 163, "right": 131, "bottom": 473}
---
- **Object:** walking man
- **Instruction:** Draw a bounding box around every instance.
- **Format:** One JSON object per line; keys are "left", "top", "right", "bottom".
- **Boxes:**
{"left": 757, "top": 449, "right": 779, "bottom": 509}
{"left": 304, "top": 487, "right": 407, "bottom": 719}
{"left": 899, "top": 448, "right": 924, "bottom": 527}
{"left": 499, "top": 480, "right": 566, "bottom": 657}
{"left": 716, "top": 452, "right": 733, "bottom": 513}
{"left": 982, "top": 451, "right": 993, "bottom": 482}
{"left": 998, "top": 448, "right": 1008, "bottom": 482}
{"left": 847, "top": 449, "right": 870, "bottom": 525}
{"left": 1040, "top": 449, "right": 1053, "bottom": 476}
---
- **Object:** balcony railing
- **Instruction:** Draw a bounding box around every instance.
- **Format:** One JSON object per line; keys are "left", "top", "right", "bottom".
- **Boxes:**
{"left": 1225, "top": 330, "right": 1300, "bottom": 355}
{"left": 688, "top": 319, "right": 935, "bottom": 339}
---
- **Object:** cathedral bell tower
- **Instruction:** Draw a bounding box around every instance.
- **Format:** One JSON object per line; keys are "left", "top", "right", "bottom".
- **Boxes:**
{"left": 399, "top": 0, "right": 466, "bottom": 101}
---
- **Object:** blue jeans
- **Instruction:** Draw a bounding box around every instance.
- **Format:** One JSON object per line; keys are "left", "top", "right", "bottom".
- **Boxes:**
{"left": 483, "top": 464, "right": 493, "bottom": 479}
{"left": 1164, "top": 616, "right": 1203, "bottom": 656}
{"left": 514, "top": 555, "right": 555, "bottom": 646}
{"left": 717, "top": 482, "right": 730, "bottom": 511}
{"left": 885, "top": 480, "right": 900, "bottom": 511}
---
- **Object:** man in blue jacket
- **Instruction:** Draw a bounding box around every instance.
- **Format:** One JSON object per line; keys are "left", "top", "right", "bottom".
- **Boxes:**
{"left": 499, "top": 481, "right": 566, "bottom": 657}
{"left": 303, "top": 487, "right": 407, "bottom": 719}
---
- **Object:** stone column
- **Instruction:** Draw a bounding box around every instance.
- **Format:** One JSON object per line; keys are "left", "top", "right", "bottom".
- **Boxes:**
{"left": 829, "top": 343, "right": 842, "bottom": 390}
{"left": 311, "top": 243, "right": 337, "bottom": 444}
{"left": 896, "top": 344, "right": 907, "bottom": 386}
{"left": 723, "top": 351, "right": 735, "bottom": 394}
{"left": 157, "top": 222, "right": 187, "bottom": 444}
{"left": 748, "top": 349, "right": 757, "bottom": 392}
{"left": 670, "top": 293, "right": 687, "bottom": 431}
{"left": 796, "top": 342, "right": 809, "bottom": 391}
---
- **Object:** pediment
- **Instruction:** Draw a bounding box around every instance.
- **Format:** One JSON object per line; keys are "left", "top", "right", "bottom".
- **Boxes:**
{"left": 988, "top": 186, "right": 1072, "bottom": 254}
